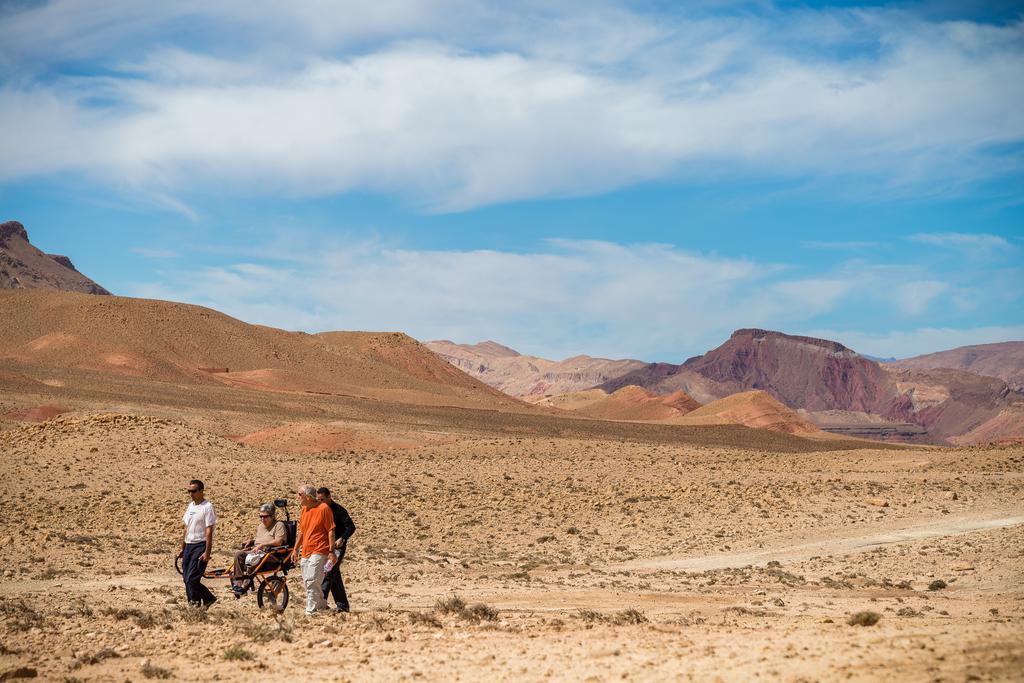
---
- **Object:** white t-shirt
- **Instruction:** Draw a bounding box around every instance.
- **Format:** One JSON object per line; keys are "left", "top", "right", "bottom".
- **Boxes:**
{"left": 182, "top": 499, "right": 217, "bottom": 544}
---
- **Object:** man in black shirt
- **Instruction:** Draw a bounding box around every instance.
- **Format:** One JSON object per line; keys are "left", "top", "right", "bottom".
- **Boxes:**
{"left": 316, "top": 486, "right": 356, "bottom": 612}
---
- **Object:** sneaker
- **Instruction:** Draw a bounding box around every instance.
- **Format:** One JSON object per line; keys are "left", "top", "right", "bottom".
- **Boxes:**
{"left": 335, "top": 605, "right": 350, "bottom": 613}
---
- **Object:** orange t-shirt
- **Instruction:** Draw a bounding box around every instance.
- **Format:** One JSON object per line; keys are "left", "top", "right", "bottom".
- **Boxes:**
{"left": 299, "top": 502, "right": 335, "bottom": 557}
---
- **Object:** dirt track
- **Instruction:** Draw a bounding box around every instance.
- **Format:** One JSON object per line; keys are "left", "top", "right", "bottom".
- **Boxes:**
{"left": 617, "top": 513, "right": 1024, "bottom": 572}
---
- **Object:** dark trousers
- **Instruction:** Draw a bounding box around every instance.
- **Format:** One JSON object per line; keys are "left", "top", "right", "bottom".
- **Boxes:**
{"left": 321, "top": 546, "right": 349, "bottom": 610}
{"left": 182, "top": 541, "right": 216, "bottom": 606}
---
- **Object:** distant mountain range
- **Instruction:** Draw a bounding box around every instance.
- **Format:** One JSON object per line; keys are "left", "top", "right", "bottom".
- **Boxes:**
{"left": 887, "top": 342, "right": 1024, "bottom": 392}
{"left": 1, "top": 221, "right": 110, "bottom": 295}
{"left": 432, "top": 330, "right": 1024, "bottom": 446}
{"left": 425, "top": 339, "right": 647, "bottom": 397}
{"left": 4, "top": 219, "right": 1020, "bottom": 446}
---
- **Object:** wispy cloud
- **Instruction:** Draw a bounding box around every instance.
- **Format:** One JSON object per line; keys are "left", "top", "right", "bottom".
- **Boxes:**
{"left": 909, "top": 232, "right": 1014, "bottom": 250}
{"left": 894, "top": 280, "right": 948, "bottom": 316}
{"left": 1, "top": 4, "right": 1022, "bottom": 211}
{"left": 125, "top": 237, "right": 1017, "bottom": 360}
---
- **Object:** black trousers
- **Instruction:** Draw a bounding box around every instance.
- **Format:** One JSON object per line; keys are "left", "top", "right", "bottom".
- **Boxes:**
{"left": 182, "top": 541, "right": 216, "bottom": 606}
{"left": 321, "top": 546, "right": 349, "bottom": 610}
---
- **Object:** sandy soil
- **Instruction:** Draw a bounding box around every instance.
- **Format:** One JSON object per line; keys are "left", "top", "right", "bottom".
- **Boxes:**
{"left": 1, "top": 378, "right": 1023, "bottom": 682}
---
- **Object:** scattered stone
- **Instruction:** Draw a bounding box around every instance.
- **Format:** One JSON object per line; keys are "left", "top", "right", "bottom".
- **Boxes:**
{"left": 867, "top": 498, "right": 888, "bottom": 507}
{"left": 0, "top": 667, "right": 38, "bottom": 680}
{"left": 952, "top": 563, "right": 975, "bottom": 572}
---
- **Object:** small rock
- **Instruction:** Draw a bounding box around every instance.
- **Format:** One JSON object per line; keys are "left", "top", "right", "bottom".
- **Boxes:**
{"left": 868, "top": 498, "right": 889, "bottom": 507}
{"left": 0, "top": 667, "right": 38, "bottom": 680}
{"left": 952, "top": 563, "right": 975, "bottom": 571}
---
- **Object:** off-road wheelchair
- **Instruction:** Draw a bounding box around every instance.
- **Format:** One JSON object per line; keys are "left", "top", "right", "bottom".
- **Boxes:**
{"left": 175, "top": 498, "right": 296, "bottom": 610}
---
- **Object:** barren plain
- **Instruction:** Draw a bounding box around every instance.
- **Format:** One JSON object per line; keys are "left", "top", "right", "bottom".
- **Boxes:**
{"left": 1, "top": 367, "right": 1022, "bottom": 682}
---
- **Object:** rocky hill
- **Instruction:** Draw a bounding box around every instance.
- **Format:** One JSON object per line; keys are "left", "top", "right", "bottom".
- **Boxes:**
{"left": 425, "top": 339, "right": 646, "bottom": 397}
{"left": 529, "top": 385, "right": 700, "bottom": 422}
{"left": 0, "top": 289, "right": 519, "bottom": 410}
{"left": 889, "top": 342, "right": 1024, "bottom": 391}
{"left": 0, "top": 221, "right": 110, "bottom": 295}
{"left": 675, "top": 390, "right": 825, "bottom": 435}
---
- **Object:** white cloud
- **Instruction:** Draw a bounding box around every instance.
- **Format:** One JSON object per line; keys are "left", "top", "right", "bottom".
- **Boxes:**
{"left": 909, "top": 232, "right": 1014, "bottom": 251}
{"left": 118, "top": 232, "right": 1024, "bottom": 361}
{"left": 814, "top": 326, "right": 1024, "bottom": 360}
{"left": 0, "top": 5, "right": 1022, "bottom": 210}
{"left": 894, "top": 280, "right": 948, "bottom": 315}
{"left": 130, "top": 238, "right": 1010, "bottom": 361}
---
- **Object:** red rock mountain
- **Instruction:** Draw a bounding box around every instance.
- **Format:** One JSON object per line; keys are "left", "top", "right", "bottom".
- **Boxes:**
{"left": 601, "top": 329, "right": 898, "bottom": 411}
{"left": 425, "top": 339, "right": 646, "bottom": 397}
{"left": 889, "top": 342, "right": 1024, "bottom": 392}
{"left": 0, "top": 221, "right": 110, "bottom": 295}
{"left": 682, "top": 329, "right": 898, "bottom": 412}
{"left": 597, "top": 328, "right": 1023, "bottom": 445}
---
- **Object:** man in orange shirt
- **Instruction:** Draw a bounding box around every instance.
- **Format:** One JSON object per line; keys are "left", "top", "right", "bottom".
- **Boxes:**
{"left": 291, "top": 484, "right": 336, "bottom": 615}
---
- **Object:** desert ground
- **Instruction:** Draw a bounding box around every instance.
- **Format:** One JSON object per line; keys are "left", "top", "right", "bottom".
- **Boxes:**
{"left": 1, "top": 367, "right": 1022, "bottom": 683}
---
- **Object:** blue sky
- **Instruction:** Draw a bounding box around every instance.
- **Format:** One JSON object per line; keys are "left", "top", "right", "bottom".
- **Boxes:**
{"left": 1, "top": 0, "right": 1022, "bottom": 361}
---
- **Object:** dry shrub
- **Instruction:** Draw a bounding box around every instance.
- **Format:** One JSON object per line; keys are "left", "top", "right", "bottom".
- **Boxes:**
{"left": 140, "top": 661, "right": 173, "bottom": 679}
{"left": 847, "top": 611, "right": 881, "bottom": 627}
{"left": 725, "top": 605, "right": 769, "bottom": 617}
{"left": 465, "top": 603, "right": 499, "bottom": 622}
{"left": 408, "top": 611, "right": 442, "bottom": 628}
{"left": 0, "top": 599, "right": 45, "bottom": 632}
{"left": 576, "top": 608, "right": 647, "bottom": 625}
{"left": 612, "top": 608, "right": 648, "bottom": 625}
{"left": 434, "top": 595, "right": 467, "bottom": 615}
{"left": 222, "top": 645, "right": 255, "bottom": 661}
{"left": 433, "top": 595, "right": 499, "bottom": 622}
{"left": 179, "top": 604, "right": 208, "bottom": 623}
{"left": 71, "top": 648, "right": 120, "bottom": 670}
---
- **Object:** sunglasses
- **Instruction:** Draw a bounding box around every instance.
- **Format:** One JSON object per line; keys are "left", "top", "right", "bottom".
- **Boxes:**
{"left": 186, "top": 489, "right": 200, "bottom": 494}
{"left": 258, "top": 514, "right": 271, "bottom": 518}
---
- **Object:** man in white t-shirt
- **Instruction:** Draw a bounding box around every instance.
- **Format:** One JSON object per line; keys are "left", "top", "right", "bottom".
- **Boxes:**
{"left": 178, "top": 479, "right": 217, "bottom": 607}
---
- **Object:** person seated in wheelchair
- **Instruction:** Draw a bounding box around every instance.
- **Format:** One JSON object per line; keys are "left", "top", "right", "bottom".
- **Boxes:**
{"left": 231, "top": 503, "right": 288, "bottom": 595}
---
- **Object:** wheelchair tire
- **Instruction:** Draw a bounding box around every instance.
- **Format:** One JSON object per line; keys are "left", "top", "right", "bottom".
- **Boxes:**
{"left": 174, "top": 554, "right": 183, "bottom": 575}
{"left": 257, "top": 576, "right": 289, "bottom": 611}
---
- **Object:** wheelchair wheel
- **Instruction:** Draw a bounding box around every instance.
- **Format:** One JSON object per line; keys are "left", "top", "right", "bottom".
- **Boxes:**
{"left": 257, "top": 576, "right": 289, "bottom": 611}
{"left": 174, "top": 554, "right": 183, "bottom": 575}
